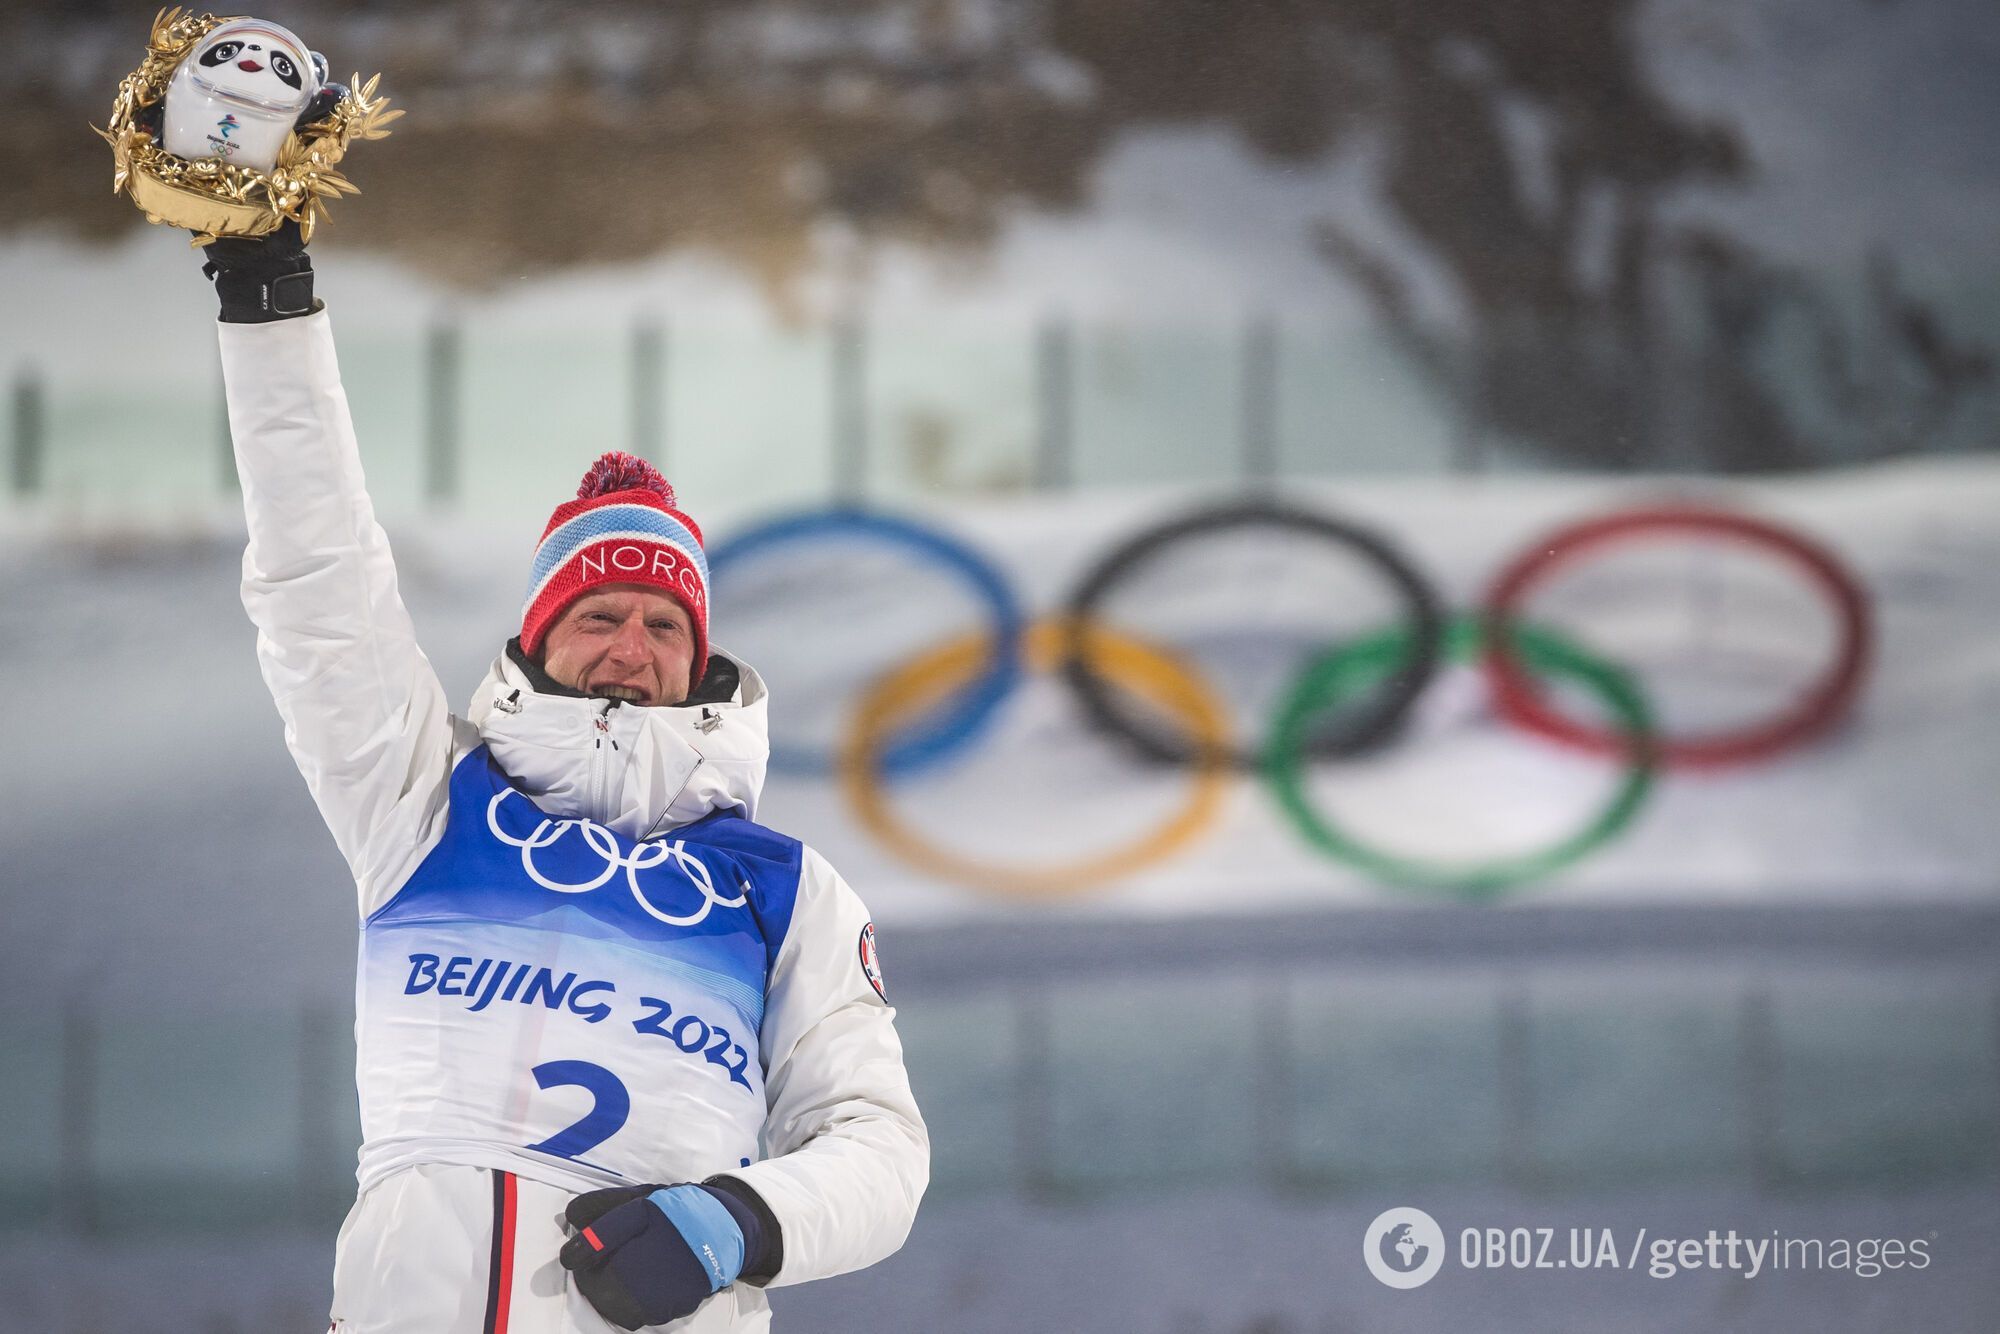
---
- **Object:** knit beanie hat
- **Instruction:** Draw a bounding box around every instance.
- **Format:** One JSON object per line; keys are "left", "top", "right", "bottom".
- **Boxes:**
{"left": 520, "top": 452, "right": 710, "bottom": 692}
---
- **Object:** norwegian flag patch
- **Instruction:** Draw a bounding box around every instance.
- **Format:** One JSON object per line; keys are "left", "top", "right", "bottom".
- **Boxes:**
{"left": 858, "top": 922, "right": 886, "bottom": 1001}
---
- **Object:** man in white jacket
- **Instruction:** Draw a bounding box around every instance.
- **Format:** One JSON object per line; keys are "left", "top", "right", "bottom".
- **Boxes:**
{"left": 202, "top": 222, "right": 928, "bottom": 1332}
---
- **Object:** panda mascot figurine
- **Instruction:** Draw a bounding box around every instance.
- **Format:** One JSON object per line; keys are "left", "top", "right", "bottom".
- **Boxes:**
{"left": 156, "top": 18, "right": 343, "bottom": 173}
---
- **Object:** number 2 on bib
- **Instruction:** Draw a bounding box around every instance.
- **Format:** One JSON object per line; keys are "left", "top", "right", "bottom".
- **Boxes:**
{"left": 524, "top": 1059, "right": 630, "bottom": 1161}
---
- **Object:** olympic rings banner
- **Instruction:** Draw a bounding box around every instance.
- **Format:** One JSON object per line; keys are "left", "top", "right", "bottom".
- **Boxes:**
{"left": 702, "top": 468, "right": 2000, "bottom": 918}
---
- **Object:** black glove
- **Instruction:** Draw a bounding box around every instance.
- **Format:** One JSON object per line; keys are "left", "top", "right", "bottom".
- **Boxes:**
{"left": 198, "top": 216, "right": 316, "bottom": 323}
{"left": 559, "top": 1180, "right": 776, "bottom": 1330}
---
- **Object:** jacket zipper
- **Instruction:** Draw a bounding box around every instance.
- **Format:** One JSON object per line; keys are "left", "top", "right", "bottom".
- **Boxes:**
{"left": 592, "top": 699, "right": 621, "bottom": 821}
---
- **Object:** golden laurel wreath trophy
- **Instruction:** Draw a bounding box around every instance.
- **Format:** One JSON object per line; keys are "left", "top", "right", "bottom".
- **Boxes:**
{"left": 96, "top": 8, "right": 401, "bottom": 245}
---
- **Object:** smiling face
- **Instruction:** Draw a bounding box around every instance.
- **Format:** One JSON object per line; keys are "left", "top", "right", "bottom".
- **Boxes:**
{"left": 538, "top": 583, "right": 699, "bottom": 707}
{"left": 188, "top": 23, "right": 318, "bottom": 113}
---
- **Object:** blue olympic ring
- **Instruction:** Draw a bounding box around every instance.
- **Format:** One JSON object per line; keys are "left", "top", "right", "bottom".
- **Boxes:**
{"left": 707, "top": 507, "right": 1026, "bottom": 778}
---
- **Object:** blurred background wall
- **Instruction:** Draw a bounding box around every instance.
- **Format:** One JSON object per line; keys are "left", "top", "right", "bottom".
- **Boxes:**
{"left": 2, "top": 1, "right": 1997, "bottom": 1330}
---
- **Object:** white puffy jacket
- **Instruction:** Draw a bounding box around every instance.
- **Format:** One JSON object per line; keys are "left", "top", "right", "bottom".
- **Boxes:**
{"left": 219, "top": 309, "right": 928, "bottom": 1329}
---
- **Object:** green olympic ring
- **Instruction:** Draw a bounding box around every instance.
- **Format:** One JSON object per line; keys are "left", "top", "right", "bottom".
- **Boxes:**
{"left": 1262, "top": 615, "right": 1658, "bottom": 898}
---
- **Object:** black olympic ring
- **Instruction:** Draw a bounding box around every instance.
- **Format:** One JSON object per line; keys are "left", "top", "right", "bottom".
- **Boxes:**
{"left": 1057, "top": 498, "right": 1448, "bottom": 769}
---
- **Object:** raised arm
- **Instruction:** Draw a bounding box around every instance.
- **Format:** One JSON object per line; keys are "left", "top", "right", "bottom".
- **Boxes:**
{"left": 211, "top": 230, "right": 466, "bottom": 916}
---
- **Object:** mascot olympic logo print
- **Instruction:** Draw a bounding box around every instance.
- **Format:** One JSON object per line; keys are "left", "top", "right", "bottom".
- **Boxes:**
{"left": 484, "top": 788, "right": 746, "bottom": 926}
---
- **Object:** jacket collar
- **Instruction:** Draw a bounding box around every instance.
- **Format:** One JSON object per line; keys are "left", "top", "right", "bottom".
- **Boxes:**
{"left": 465, "top": 645, "right": 771, "bottom": 842}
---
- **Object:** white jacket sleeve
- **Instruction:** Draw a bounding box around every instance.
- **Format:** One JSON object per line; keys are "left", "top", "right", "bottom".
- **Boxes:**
{"left": 722, "top": 846, "right": 929, "bottom": 1287}
{"left": 219, "top": 309, "right": 468, "bottom": 917}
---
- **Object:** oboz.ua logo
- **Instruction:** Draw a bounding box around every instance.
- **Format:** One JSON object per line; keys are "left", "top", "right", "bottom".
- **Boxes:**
{"left": 1364, "top": 1207, "right": 1446, "bottom": 1289}
{"left": 484, "top": 788, "right": 746, "bottom": 926}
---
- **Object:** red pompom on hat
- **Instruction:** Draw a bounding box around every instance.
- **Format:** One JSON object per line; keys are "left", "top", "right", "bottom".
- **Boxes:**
{"left": 575, "top": 452, "right": 681, "bottom": 509}
{"left": 520, "top": 451, "right": 711, "bottom": 692}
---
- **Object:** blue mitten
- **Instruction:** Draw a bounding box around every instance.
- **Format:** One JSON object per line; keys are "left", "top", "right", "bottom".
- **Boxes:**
{"left": 560, "top": 1182, "right": 767, "bottom": 1330}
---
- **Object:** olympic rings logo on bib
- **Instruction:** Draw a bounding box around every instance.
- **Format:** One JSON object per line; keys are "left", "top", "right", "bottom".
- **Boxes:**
{"left": 484, "top": 788, "right": 747, "bottom": 926}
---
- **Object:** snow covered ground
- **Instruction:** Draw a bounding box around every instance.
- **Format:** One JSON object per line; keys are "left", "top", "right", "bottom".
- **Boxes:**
{"left": 3, "top": 460, "right": 1993, "bottom": 1007}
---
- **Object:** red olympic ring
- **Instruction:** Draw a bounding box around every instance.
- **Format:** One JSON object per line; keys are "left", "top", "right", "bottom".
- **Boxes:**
{"left": 1479, "top": 504, "right": 1873, "bottom": 769}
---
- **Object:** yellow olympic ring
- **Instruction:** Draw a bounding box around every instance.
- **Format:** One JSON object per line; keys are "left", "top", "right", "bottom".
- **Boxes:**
{"left": 838, "top": 619, "right": 1233, "bottom": 896}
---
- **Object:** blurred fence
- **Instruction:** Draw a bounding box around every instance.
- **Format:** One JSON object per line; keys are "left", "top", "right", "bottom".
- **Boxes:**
{"left": 4, "top": 906, "right": 1994, "bottom": 1238}
{"left": 7, "top": 317, "right": 1997, "bottom": 522}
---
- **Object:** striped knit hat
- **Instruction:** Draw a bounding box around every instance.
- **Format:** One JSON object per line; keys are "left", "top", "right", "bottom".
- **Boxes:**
{"left": 520, "top": 453, "right": 710, "bottom": 690}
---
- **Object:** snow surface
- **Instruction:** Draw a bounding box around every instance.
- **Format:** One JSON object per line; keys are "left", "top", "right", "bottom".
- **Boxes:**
{"left": 0, "top": 457, "right": 1996, "bottom": 1021}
